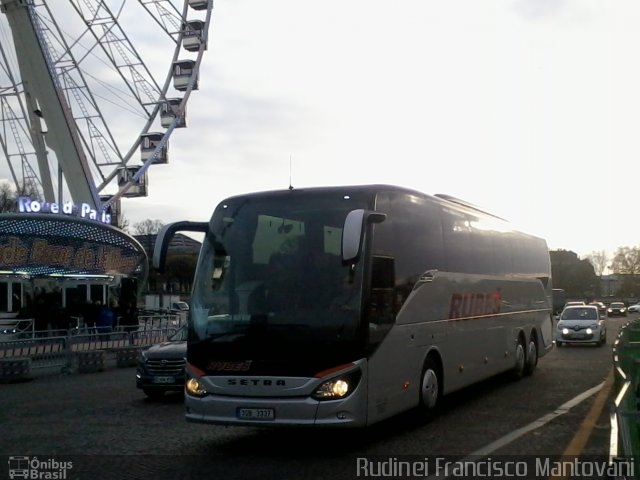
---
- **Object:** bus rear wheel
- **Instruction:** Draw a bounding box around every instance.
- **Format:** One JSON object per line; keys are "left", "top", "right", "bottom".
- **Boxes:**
{"left": 523, "top": 338, "right": 538, "bottom": 376}
{"left": 418, "top": 358, "right": 441, "bottom": 418}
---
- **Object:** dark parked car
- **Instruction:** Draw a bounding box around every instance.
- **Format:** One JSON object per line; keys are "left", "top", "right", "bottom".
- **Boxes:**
{"left": 136, "top": 326, "right": 187, "bottom": 399}
{"left": 608, "top": 302, "right": 627, "bottom": 317}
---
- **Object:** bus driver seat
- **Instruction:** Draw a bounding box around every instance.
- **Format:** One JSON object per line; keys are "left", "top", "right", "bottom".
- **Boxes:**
{"left": 264, "top": 252, "right": 299, "bottom": 312}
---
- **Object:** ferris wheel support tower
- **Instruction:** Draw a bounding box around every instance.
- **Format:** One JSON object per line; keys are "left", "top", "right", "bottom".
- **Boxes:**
{"left": 1, "top": 0, "right": 99, "bottom": 208}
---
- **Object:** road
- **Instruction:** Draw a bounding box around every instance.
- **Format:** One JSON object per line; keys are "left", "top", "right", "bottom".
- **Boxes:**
{"left": 0, "top": 316, "right": 630, "bottom": 480}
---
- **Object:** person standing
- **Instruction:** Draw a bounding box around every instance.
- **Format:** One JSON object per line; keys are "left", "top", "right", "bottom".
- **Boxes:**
{"left": 97, "top": 301, "right": 115, "bottom": 334}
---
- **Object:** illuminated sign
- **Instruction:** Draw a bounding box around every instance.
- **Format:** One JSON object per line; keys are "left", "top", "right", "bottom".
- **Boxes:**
{"left": 0, "top": 237, "right": 140, "bottom": 274}
{"left": 17, "top": 197, "right": 111, "bottom": 224}
{"left": 0, "top": 213, "right": 147, "bottom": 278}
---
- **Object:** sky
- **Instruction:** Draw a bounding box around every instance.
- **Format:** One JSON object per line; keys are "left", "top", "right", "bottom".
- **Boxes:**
{"left": 3, "top": 0, "right": 640, "bottom": 261}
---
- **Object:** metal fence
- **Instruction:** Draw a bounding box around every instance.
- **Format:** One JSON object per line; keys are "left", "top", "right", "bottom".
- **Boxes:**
{"left": 610, "top": 320, "right": 640, "bottom": 479}
{"left": 0, "top": 316, "right": 181, "bottom": 375}
{"left": 0, "top": 318, "right": 35, "bottom": 338}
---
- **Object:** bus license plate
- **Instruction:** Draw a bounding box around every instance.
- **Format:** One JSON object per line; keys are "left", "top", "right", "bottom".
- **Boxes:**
{"left": 152, "top": 376, "right": 175, "bottom": 384}
{"left": 237, "top": 408, "right": 275, "bottom": 421}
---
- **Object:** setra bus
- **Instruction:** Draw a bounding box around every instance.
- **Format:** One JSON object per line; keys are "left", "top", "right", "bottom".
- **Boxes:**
{"left": 154, "top": 185, "right": 553, "bottom": 427}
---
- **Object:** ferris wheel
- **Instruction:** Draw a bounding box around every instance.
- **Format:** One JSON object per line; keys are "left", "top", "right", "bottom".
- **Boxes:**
{"left": 0, "top": 0, "right": 213, "bottom": 223}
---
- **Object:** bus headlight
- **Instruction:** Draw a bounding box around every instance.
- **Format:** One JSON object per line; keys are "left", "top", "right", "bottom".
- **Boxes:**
{"left": 186, "top": 377, "right": 208, "bottom": 397}
{"left": 312, "top": 370, "right": 361, "bottom": 401}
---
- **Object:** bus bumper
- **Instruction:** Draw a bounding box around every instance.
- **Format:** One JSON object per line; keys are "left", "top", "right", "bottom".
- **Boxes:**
{"left": 185, "top": 386, "right": 367, "bottom": 427}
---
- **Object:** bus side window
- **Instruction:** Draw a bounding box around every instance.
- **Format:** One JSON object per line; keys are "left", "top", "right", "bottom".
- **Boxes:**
{"left": 369, "top": 255, "right": 396, "bottom": 329}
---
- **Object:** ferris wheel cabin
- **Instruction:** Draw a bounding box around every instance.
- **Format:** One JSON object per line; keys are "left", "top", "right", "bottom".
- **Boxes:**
{"left": 187, "top": 0, "right": 211, "bottom": 11}
{"left": 160, "top": 99, "right": 186, "bottom": 129}
{"left": 140, "top": 132, "right": 168, "bottom": 164}
{"left": 172, "top": 60, "right": 198, "bottom": 92}
{"left": 182, "top": 20, "right": 206, "bottom": 52}
{"left": 117, "top": 166, "right": 148, "bottom": 198}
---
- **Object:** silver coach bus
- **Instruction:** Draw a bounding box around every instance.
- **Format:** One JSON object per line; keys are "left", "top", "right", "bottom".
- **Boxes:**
{"left": 154, "top": 185, "right": 553, "bottom": 427}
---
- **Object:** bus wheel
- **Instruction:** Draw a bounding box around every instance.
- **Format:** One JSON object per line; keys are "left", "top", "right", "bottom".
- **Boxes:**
{"left": 523, "top": 338, "right": 538, "bottom": 376}
{"left": 419, "top": 358, "right": 441, "bottom": 416}
{"left": 511, "top": 339, "right": 526, "bottom": 380}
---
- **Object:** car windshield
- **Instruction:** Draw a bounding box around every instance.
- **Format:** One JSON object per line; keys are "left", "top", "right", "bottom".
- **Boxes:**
{"left": 561, "top": 308, "right": 598, "bottom": 320}
{"left": 169, "top": 326, "right": 188, "bottom": 341}
{"left": 611, "top": 303, "right": 625, "bottom": 308}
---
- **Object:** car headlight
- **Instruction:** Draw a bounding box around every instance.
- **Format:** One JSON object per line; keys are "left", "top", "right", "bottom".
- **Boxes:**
{"left": 137, "top": 349, "right": 151, "bottom": 365}
{"left": 312, "top": 370, "right": 361, "bottom": 401}
{"left": 608, "top": 308, "right": 613, "bottom": 312}
{"left": 562, "top": 328, "right": 569, "bottom": 335}
{"left": 586, "top": 328, "right": 593, "bottom": 334}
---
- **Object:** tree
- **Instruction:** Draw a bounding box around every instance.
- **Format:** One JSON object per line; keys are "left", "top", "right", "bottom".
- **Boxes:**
{"left": 117, "top": 214, "right": 130, "bottom": 233}
{"left": 550, "top": 250, "right": 598, "bottom": 298}
{"left": 0, "top": 181, "right": 41, "bottom": 212}
{"left": 133, "top": 219, "right": 165, "bottom": 294}
{"left": 610, "top": 246, "right": 640, "bottom": 275}
{"left": 133, "top": 219, "right": 164, "bottom": 236}
{"left": 0, "top": 183, "right": 15, "bottom": 212}
{"left": 164, "top": 255, "right": 198, "bottom": 293}
{"left": 133, "top": 219, "right": 164, "bottom": 260}
{"left": 586, "top": 250, "right": 608, "bottom": 277}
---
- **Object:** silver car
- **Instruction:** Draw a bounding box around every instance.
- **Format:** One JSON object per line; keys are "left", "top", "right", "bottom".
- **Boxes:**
{"left": 627, "top": 303, "right": 640, "bottom": 313}
{"left": 556, "top": 305, "right": 606, "bottom": 347}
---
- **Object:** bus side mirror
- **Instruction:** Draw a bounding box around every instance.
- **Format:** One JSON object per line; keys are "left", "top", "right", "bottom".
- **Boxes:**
{"left": 153, "top": 221, "right": 208, "bottom": 272}
{"left": 342, "top": 209, "right": 386, "bottom": 263}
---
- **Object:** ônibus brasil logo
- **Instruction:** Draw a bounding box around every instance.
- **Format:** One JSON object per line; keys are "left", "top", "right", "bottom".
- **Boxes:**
{"left": 8, "top": 456, "right": 73, "bottom": 479}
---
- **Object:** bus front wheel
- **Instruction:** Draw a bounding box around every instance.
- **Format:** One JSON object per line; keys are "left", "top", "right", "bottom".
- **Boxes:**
{"left": 419, "top": 358, "right": 441, "bottom": 417}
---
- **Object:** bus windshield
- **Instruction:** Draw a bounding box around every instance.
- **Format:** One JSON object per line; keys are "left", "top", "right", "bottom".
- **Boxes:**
{"left": 189, "top": 192, "right": 370, "bottom": 374}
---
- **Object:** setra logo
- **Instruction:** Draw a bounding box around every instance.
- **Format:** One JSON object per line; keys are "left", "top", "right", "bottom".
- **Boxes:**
{"left": 227, "top": 378, "right": 287, "bottom": 386}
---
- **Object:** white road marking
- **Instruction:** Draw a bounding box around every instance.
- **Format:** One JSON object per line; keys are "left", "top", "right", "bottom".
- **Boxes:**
{"left": 424, "top": 381, "right": 605, "bottom": 479}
